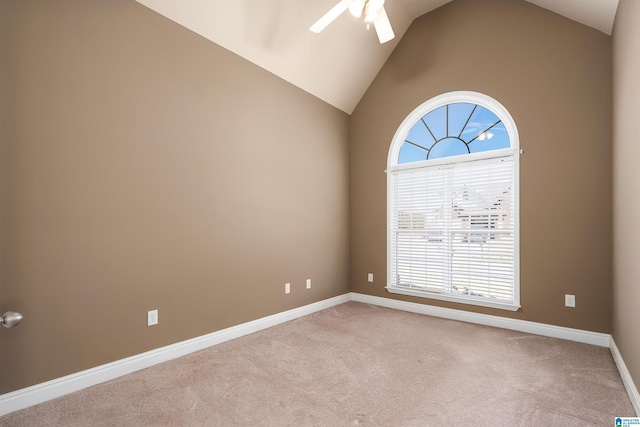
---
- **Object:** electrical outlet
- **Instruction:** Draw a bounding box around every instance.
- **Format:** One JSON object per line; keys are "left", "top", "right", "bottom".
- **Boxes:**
{"left": 306, "top": 279, "right": 311, "bottom": 289}
{"left": 565, "top": 294, "right": 575, "bottom": 308}
{"left": 147, "top": 309, "right": 158, "bottom": 326}
{"left": 285, "top": 283, "right": 290, "bottom": 294}
{"left": 367, "top": 273, "right": 374, "bottom": 283}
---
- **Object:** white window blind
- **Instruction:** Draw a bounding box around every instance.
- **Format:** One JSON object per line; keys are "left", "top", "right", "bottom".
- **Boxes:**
{"left": 389, "top": 156, "right": 516, "bottom": 305}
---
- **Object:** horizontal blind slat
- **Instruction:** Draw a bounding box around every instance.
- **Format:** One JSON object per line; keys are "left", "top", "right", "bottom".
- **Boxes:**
{"left": 391, "top": 155, "right": 516, "bottom": 303}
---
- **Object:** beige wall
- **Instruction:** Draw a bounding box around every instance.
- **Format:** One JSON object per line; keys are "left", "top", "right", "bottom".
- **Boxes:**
{"left": 0, "top": 0, "right": 350, "bottom": 394}
{"left": 0, "top": 0, "right": 9, "bottom": 307}
{"left": 613, "top": 0, "right": 640, "bottom": 395}
{"left": 350, "top": 0, "right": 613, "bottom": 332}
{"left": 0, "top": 0, "right": 621, "bottom": 398}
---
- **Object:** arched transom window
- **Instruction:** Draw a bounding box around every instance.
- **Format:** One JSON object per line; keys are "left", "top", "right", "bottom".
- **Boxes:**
{"left": 387, "top": 91, "right": 520, "bottom": 311}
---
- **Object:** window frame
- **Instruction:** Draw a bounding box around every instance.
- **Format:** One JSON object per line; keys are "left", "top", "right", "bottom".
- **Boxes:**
{"left": 386, "top": 91, "right": 521, "bottom": 311}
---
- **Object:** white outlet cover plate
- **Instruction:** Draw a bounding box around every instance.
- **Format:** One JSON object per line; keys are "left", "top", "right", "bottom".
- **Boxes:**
{"left": 306, "top": 279, "right": 311, "bottom": 289}
{"left": 147, "top": 309, "right": 158, "bottom": 326}
{"left": 285, "top": 283, "right": 290, "bottom": 294}
{"left": 367, "top": 273, "right": 374, "bottom": 282}
{"left": 565, "top": 294, "right": 576, "bottom": 308}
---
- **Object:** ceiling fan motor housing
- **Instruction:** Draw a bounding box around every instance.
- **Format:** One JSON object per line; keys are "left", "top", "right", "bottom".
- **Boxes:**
{"left": 349, "top": 0, "right": 385, "bottom": 20}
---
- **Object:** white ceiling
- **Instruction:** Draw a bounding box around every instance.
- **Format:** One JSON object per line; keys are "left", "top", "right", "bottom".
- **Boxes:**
{"left": 136, "top": 0, "right": 619, "bottom": 114}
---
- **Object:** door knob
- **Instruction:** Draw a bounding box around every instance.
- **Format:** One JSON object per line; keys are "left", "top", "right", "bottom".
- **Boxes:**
{"left": 1, "top": 311, "right": 23, "bottom": 328}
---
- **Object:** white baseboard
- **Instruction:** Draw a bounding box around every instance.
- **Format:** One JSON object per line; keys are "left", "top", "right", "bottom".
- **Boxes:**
{"left": 355, "top": 292, "right": 640, "bottom": 415}
{"left": 2, "top": 292, "right": 637, "bottom": 418}
{"left": 350, "top": 292, "right": 611, "bottom": 347}
{"left": 610, "top": 337, "right": 640, "bottom": 416}
{"left": 0, "top": 294, "right": 351, "bottom": 417}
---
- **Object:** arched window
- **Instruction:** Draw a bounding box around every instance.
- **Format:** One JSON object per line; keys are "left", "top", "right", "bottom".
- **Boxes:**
{"left": 387, "top": 92, "right": 520, "bottom": 311}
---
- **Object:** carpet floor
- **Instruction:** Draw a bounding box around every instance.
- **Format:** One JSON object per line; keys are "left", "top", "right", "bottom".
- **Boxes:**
{"left": 0, "top": 301, "right": 635, "bottom": 426}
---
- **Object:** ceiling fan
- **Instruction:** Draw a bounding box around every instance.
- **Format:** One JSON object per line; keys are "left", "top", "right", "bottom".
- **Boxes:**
{"left": 309, "top": 0, "right": 395, "bottom": 44}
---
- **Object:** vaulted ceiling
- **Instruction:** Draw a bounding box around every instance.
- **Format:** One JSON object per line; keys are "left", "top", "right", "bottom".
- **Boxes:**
{"left": 135, "top": 0, "right": 619, "bottom": 114}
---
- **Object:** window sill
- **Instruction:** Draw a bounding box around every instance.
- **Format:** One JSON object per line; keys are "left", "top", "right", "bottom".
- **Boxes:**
{"left": 386, "top": 285, "right": 521, "bottom": 312}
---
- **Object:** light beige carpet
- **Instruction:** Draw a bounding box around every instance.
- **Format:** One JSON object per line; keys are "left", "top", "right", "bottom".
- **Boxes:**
{"left": 1, "top": 302, "right": 635, "bottom": 426}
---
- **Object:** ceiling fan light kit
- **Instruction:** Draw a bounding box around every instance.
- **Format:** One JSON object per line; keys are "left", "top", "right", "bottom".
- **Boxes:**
{"left": 348, "top": 0, "right": 364, "bottom": 18}
{"left": 310, "top": 0, "right": 395, "bottom": 44}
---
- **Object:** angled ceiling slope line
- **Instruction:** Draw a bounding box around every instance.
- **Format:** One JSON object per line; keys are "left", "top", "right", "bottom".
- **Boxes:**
{"left": 135, "top": 0, "right": 452, "bottom": 114}
{"left": 135, "top": 0, "right": 618, "bottom": 115}
{"left": 525, "top": 0, "right": 619, "bottom": 35}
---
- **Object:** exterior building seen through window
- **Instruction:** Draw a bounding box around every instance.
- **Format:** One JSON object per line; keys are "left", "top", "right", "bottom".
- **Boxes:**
{"left": 387, "top": 92, "right": 520, "bottom": 311}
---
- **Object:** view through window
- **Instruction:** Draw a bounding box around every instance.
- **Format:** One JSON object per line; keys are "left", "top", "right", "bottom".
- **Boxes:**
{"left": 387, "top": 92, "right": 520, "bottom": 311}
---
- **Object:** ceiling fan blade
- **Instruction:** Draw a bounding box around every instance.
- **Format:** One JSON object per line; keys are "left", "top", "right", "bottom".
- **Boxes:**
{"left": 309, "top": 0, "right": 350, "bottom": 33}
{"left": 373, "top": 7, "right": 395, "bottom": 43}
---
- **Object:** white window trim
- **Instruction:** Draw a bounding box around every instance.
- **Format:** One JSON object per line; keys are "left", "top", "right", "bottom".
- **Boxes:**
{"left": 388, "top": 147, "right": 518, "bottom": 173}
{"left": 385, "top": 285, "right": 521, "bottom": 311}
{"left": 386, "top": 91, "right": 521, "bottom": 311}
